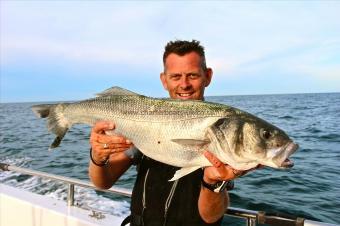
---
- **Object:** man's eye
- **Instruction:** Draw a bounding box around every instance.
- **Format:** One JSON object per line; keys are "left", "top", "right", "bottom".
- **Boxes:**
{"left": 169, "top": 74, "right": 181, "bottom": 80}
{"left": 188, "top": 73, "right": 200, "bottom": 79}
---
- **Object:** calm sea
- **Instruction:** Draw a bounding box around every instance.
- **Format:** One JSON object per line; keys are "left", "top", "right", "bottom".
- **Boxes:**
{"left": 1, "top": 93, "right": 339, "bottom": 225}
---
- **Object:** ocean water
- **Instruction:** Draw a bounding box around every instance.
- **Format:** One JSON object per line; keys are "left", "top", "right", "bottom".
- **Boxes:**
{"left": 0, "top": 93, "right": 339, "bottom": 225}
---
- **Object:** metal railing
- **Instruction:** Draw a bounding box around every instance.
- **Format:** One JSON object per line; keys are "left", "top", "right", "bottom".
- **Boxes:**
{"left": 0, "top": 162, "right": 337, "bottom": 226}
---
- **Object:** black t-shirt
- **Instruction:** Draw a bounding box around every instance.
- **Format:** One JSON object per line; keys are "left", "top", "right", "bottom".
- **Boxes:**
{"left": 130, "top": 155, "right": 222, "bottom": 226}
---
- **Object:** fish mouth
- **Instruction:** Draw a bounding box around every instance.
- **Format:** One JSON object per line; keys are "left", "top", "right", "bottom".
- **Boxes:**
{"left": 274, "top": 142, "right": 299, "bottom": 168}
{"left": 281, "top": 158, "right": 294, "bottom": 168}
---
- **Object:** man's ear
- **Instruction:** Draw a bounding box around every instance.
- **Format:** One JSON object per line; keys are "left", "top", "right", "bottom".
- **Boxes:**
{"left": 204, "top": 68, "right": 213, "bottom": 87}
{"left": 160, "top": 72, "right": 169, "bottom": 90}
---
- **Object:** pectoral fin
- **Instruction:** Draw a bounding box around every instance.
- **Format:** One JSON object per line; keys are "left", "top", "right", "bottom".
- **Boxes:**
{"left": 169, "top": 166, "right": 201, "bottom": 181}
{"left": 171, "top": 139, "right": 210, "bottom": 147}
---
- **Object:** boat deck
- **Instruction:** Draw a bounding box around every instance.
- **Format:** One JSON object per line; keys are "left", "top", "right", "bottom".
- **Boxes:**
{"left": 0, "top": 184, "right": 123, "bottom": 226}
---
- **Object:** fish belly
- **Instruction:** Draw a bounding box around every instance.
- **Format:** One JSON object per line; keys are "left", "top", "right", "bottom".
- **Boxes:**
{"left": 114, "top": 117, "right": 220, "bottom": 167}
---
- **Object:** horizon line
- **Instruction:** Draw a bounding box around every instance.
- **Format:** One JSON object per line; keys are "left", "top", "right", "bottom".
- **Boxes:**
{"left": 1, "top": 91, "right": 339, "bottom": 104}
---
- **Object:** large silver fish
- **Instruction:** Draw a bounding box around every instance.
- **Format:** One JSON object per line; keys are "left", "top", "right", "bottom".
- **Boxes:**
{"left": 32, "top": 87, "right": 298, "bottom": 180}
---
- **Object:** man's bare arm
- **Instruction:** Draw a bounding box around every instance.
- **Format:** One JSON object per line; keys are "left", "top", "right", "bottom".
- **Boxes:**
{"left": 198, "top": 151, "right": 250, "bottom": 223}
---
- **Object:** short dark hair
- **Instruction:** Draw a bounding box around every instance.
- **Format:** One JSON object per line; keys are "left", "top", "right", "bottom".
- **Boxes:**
{"left": 163, "top": 39, "right": 207, "bottom": 70}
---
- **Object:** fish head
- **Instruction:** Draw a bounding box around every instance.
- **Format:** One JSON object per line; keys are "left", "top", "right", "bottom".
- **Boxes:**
{"left": 209, "top": 116, "right": 298, "bottom": 169}
{"left": 240, "top": 118, "right": 299, "bottom": 169}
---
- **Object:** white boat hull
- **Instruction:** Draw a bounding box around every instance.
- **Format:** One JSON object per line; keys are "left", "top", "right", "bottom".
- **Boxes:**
{"left": 0, "top": 184, "right": 124, "bottom": 226}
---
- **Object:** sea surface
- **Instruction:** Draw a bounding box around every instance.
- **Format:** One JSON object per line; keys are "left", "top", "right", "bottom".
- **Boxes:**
{"left": 0, "top": 93, "right": 339, "bottom": 225}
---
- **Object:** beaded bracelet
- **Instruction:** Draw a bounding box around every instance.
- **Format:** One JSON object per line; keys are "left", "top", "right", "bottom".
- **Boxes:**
{"left": 90, "top": 148, "right": 109, "bottom": 167}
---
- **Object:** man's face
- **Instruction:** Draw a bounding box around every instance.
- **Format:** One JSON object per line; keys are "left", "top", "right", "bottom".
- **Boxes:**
{"left": 160, "top": 52, "right": 213, "bottom": 101}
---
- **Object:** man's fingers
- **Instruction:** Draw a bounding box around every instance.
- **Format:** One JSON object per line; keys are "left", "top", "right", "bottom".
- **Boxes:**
{"left": 95, "top": 134, "right": 132, "bottom": 145}
{"left": 203, "top": 151, "right": 228, "bottom": 177}
{"left": 204, "top": 151, "right": 223, "bottom": 168}
{"left": 91, "top": 144, "right": 111, "bottom": 160}
{"left": 92, "top": 121, "right": 115, "bottom": 134}
{"left": 90, "top": 121, "right": 115, "bottom": 145}
{"left": 107, "top": 143, "right": 132, "bottom": 149}
{"left": 94, "top": 142, "right": 131, "bottom": 149}
{"left": 203, "top": 150, "right": 251, "bottom": 181}
{"left": 110, "top": 148, "right": 131, "bottom": 153}
{"left": 90, "top": 121, "right": 132, "bottom": 164}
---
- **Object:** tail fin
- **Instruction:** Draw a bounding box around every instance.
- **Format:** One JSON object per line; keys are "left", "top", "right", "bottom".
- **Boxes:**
{"left": 32, "top": 103, "right": 71, "bottom": 149}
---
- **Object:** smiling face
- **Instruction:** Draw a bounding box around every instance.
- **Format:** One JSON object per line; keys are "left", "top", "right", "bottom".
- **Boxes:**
{"left": 160, "top": 52, "right": 213, "bottom": 100}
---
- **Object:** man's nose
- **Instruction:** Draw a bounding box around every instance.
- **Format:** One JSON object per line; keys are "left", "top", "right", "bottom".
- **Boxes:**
{"left": 179, "top": 76, "right": 191, "bottom": 89}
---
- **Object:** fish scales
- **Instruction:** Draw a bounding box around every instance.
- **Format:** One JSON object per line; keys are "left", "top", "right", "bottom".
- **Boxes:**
{"left": 64, "top": 95, "right": 236, "bottom": 123}
{"left": 32, "top": 87, "right": 298, "bottom": 180}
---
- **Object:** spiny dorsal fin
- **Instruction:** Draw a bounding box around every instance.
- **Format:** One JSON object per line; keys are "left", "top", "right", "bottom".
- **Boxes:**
{"left": 96, "top": 86, "right": 140, "bottom": 97}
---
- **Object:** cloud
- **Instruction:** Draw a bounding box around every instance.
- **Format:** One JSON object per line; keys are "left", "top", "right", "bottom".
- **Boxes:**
{"left": 2, "top": 36, "right": 159, "bottom": 66}
{"left": 1, "top": 1, "right": 340, "bottom": 102}
{"left": 1, "top": 1, "right": 167, "bottom": 67}
{"left": 2, "top": 1, "right": 339, "bottom": 66}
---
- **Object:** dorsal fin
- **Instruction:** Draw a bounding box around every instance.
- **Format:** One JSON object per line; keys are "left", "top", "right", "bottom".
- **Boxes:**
{"left": 96, "top": 86, "right": 140, "bottom": 97}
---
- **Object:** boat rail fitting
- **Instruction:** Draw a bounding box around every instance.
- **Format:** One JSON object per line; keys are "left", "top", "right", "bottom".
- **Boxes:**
{"left": 247, "top": 218, "right": 256, "bottom": 226}
{"left": 67, "top": 183, "right": 75, "bottom": 206}
{"left": 0, "top": 162, "right": 338, "bottom": 226}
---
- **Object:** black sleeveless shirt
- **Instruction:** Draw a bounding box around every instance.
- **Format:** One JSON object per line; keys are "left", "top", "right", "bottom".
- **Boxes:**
{"left": 130, "top": 156, "right": 222, "bottom": 226}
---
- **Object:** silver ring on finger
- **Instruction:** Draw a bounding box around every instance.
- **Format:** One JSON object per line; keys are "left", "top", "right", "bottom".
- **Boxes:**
{"left": 103, "top": 143, "right": 109, "bottom": 149}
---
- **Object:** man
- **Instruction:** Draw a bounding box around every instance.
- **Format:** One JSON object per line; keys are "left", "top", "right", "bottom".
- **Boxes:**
{"left": 89, "top": 40, "right": 247, "bottom": 225}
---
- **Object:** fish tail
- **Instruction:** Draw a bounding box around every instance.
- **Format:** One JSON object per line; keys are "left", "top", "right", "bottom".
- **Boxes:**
{"left": 32, "top": 103, "right": 71, "bottom": 149}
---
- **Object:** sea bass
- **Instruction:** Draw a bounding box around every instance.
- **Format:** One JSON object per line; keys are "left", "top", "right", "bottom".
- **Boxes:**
{"left": 32, "top": 87, "right": 298, "bottom": 180}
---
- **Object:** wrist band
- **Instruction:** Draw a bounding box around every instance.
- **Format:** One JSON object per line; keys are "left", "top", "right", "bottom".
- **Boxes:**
{"left": 201, "top": 168, "right": 234, "bottom": 193}
{"left": 90, "top": 148, "right": 109, "bottom": 167}
{"left": 201, "top": 178, "right": 234, "bottom": 193}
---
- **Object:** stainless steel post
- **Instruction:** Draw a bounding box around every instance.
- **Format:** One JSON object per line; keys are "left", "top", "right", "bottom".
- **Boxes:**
{"left": 246, "top": 217, "right": 257, "bottom": 226}
{"left": 67, "top": 184, "right": 75, "bottom": 206}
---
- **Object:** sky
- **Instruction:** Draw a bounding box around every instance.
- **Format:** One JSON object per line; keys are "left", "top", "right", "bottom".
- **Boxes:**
{"left": 1, "top": 1, "right": 340, "bottom": 103}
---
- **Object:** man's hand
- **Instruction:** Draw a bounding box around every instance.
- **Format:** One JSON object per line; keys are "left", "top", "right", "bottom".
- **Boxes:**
{"left": 203, "top": 151, "right": 260, "bottom": 184}
{"left": 89, "top": 121, "right": 132, "bottom": 164}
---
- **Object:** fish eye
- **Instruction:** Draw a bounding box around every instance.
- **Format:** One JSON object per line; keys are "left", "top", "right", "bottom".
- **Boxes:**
{"left": 261, "top": 129, "right": 272, "bottom": 140}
